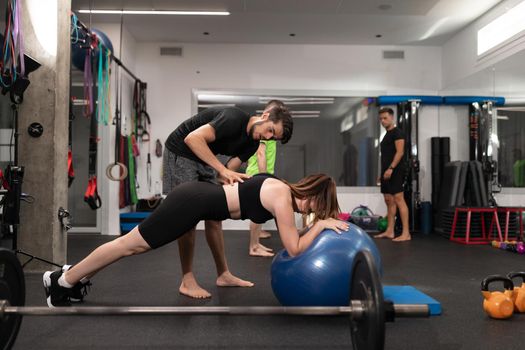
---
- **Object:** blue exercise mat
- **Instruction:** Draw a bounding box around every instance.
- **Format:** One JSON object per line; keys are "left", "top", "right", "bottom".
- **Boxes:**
{"left": 383, "top": 285, "right": 442, "bottom": 316}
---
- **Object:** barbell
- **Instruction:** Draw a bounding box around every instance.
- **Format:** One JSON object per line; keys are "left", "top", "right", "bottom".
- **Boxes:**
{"left": 0, "top": 248, "right": 429, "bottom": 350}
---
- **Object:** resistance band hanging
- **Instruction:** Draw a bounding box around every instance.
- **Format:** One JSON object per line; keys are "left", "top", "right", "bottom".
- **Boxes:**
{"left": 83, "top": 43, "right": 94, "bottom": 118}
{"left": 95, "top": 43, "right": 111, "bottom": 125}
{"left": 0, "top": 0, "right": 24, "bottom": 89}
{"left": 68, "top": 99, "right": 75, "bottom": 187}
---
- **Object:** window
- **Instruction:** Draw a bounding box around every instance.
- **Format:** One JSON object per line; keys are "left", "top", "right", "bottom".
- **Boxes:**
{"left": 477, "top": 0, "right": 525, "bottom": 56}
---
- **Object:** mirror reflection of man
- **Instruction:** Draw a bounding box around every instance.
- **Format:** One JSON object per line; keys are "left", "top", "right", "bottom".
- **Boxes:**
{"left": 513, "top": 148, "right": 525, "bottom": 187}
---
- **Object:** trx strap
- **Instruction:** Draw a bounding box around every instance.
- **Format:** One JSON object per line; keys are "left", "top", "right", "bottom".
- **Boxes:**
{"left": 147, "top": 153, "right": 151, "bottom": 192}
{"left": 155, "top": 139, "right": 163, "bottom": 158}
{"left": 132, "top": 78, "right": 151, "bottom": 193}
{"left": 119, "top": 135, "right": 127, "bottom": 208}
{"left": 127, "top": 135, "right": 138, "bottom": 204}
{"left": 133, "top": 80, "right": 150, "bottom": 139}
{"left": 84, "top": 56, "right": 101, "bottom": 210}
{"left": 105, "top": 57, "right": 127, "bottom": 181}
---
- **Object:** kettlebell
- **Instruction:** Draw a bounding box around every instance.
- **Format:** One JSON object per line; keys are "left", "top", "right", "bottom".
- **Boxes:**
{"left": 507, "top": 272, "right": 525, "bottom": 313}
{"left": 481, "top": 275, "right": 514, "bottom": 319}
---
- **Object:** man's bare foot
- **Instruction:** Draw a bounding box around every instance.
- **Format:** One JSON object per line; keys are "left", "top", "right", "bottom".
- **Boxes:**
{"left": 259, "top": 230, "right": 271, "bottom": 239}
{"left": 374, "top": 232, "right": 394, "bottom": 239}
{"left": 216, "top": 271, "right": 254, "bottom": 287}
{"left": 258, "top": 243, "right": 273, "bottom": 252}
{"left": 393, "top": 234, "right": 411, "bottom": 242}
{"left": 250, "top": 245, "right": 275, "bottom": 257}
{"left": 179, "top": 276, "right": 211, "bottom": 299}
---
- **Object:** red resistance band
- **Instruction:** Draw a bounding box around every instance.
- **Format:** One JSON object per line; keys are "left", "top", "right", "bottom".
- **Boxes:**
{"left": 84, "top": 175, "right": 101, "bottom": 210}
{"left": 0, "top": 169, "right": 10, "bottom": 190}
{"left": 68, "top": 148, "right": 75, "bottom": 187}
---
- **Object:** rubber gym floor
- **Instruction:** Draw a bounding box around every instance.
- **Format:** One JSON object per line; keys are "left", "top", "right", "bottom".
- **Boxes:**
{"left": 11, "top": 231, "right": 525, "bottom": 349}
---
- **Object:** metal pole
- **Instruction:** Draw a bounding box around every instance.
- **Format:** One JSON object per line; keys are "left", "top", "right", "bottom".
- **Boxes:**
{"left": 3, "top": 306, "right": 355, "bottom": 316}
{"left": 0, "top": 303, "right": 429, "bottom": 318}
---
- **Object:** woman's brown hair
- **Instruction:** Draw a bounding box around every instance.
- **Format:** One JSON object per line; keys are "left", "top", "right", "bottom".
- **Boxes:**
{"left": 283, "top": 174, "right": 340, "bottom": 222}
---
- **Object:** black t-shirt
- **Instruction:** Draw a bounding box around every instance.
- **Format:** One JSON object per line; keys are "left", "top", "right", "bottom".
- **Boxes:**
{"left": 165, "top": 107, "right": 259, "bottom": 164}
{"left": 380, "top": 127, "right": 405, "bottom": 172}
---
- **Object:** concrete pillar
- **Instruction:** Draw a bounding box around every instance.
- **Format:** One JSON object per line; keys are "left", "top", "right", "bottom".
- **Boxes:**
{"left": 17, "top": 0, "right": 71, "bottom": 271}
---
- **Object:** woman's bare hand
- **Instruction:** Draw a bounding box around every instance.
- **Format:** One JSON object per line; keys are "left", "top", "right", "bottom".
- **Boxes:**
{"left": 320, "top": 218, "right": 350, "bottom": 234}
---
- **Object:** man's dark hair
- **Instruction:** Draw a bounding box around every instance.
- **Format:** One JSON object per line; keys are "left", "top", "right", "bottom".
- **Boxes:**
{"left": 264, "top": 99, "right": 286, "bottom": 112}
{"left": 379, "top": 107, "right": 395, "bottom": 116}
{"left": 268, "top": 106, "right": 293, "bottom": 144}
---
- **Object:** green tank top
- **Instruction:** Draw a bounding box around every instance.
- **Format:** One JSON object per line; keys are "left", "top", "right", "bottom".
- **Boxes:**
{"left": 246, "top": 140, "right": 276, "bottom": 176}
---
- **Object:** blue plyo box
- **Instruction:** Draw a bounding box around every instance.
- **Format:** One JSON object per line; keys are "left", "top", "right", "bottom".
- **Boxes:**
{"left": 383, "top": 285, "right": 442, "bottom": 316}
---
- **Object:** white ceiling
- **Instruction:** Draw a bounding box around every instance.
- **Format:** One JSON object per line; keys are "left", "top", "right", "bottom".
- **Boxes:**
{"left": 72, "top": 0, "right": 502, "bottom": 45}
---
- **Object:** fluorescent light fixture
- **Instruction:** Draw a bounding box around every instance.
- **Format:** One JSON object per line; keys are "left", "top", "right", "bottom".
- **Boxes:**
{"left": 78, "top": 9, "right": 230, "bottom": 16}
{"left": 257, "top": 110, "right": 321, "bottom": 118}
{"left": 198, "top": 103, "right": 236, "bottom": 108}
{"left": 477, "top": 0, "right": 525, "bottom": 55}
{"left": 259, "top": 97, "right": 335, "bottom": 105}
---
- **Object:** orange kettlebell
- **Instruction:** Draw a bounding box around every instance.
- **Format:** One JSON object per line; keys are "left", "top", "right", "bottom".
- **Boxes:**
{"left": 507, "top": 272, "right": 525, "bottom": 313}
{"left": 481, "top": 275, "right": 514, "bottom": 319}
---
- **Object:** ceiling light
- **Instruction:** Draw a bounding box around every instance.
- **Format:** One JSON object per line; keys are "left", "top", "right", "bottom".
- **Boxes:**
{"left": 78, "top": 9, "right": 230, "bottom": 16}
{"left": 259, "top": 97, "right": 335, "bottom": 105}
{"left": 198, "top": 103, "right": 236, "bottom": 108}
{"left": 256, "top": 110, "right": 321, "bottom": 118}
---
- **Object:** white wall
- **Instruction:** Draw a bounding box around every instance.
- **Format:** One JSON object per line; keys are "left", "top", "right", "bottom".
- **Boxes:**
{"left": 126, "top": 43, "right": 441, "bottom": 230}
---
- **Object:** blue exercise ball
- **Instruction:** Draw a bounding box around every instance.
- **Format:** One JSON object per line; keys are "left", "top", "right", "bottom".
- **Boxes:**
{"left": 271, "top": 224, "right": 382, "bottom": 306}
{"left": 71, "top": 28, "right": 113, "bottom": 71}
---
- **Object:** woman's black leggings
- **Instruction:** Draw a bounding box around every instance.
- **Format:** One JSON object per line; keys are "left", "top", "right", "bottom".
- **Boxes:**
{"left": 138, "top": 181, "right": 230, "bottom": 249}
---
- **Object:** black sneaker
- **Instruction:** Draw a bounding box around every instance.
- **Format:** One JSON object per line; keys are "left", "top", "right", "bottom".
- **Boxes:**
{"left": 43, "top": 270, "right": 72, "bottom": 307}
{"left": 62, "top": 265, "right": 92, "bottom": 302}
